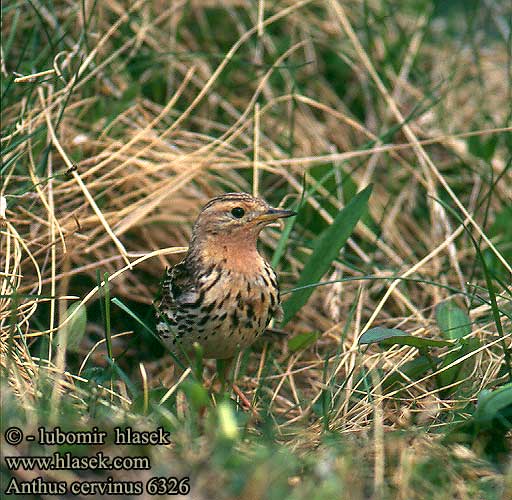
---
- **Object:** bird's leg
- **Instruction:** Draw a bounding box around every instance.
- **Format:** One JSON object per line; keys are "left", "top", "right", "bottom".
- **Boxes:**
{"left": 215, "top": 357, "right": 258, "bottom": 416}
{"left": 216, "top": 357, "right": 234, "bottom": 395}
{"left": 231, "top": 384, "right": 258, "bottom": 416}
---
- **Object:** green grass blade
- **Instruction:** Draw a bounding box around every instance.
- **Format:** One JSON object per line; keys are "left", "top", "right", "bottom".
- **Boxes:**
{"left": 112, "top": 297, "right": 186, "bottom": 371}
{"left": 281, "top": 184, "right": 372, "bottom": 325}
{"left": 103, "top": 272, "right": 113, "bottom": 360}
{"left": 111, "top": 297, "right": 154, "bottom": 337}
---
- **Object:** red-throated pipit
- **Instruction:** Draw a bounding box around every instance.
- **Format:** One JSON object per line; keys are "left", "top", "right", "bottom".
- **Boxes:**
{"left": 155, "top": 193, "right": 296, "bottom": 388}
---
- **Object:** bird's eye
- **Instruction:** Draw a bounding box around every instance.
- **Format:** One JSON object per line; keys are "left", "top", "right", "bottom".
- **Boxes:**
{"left": 231, "top": 207, "right": 245, "bottom": 218}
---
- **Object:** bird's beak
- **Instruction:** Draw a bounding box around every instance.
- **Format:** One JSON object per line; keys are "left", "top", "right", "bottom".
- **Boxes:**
{"left": 258, "top": 207, "right": 298, "bottom": 223}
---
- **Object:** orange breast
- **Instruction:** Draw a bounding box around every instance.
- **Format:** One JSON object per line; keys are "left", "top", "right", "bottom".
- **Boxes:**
{"left": 200, "top": 236, "right": 265, "bottom": 274}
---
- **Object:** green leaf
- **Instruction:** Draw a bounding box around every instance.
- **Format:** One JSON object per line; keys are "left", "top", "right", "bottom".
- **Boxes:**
{"left": 282, "top": 185, "right": 372, "bottom": 325}
{"left": 358, "top": 327, "right": 452, "bottom": 349}
{"left": 468, "top": 134, "right": 498, "bottom": 162}
{"left": 438, "top": 338, "right": 480, "bottom": 391}
{"left": 436, "top": 301, "right": 472, "bottom": 339}
{"left": 58, "top": 302, "right": 87, "bottom": 352}
{"left": 474, "top": 383, "right": 512, "bottom": 427}
{"left": 383, "top": 355, "right": 438, "bottom": 390}
{"left": 288, "top": 332, "right": 320, "bottom": 352}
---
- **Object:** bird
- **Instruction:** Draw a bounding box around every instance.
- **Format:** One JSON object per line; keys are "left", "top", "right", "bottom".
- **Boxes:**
{"left": 155, "top": 192, "right": 296, "bottom": 388}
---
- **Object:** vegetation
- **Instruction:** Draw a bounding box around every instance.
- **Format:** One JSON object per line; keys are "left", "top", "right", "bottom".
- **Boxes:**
{"left": 1, "top": 1, "right": 511, "bottom": 498}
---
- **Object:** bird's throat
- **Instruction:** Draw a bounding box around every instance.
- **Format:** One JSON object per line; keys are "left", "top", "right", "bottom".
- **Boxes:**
{"left": 190, "top": 232, "right": 263, "bottom": 273}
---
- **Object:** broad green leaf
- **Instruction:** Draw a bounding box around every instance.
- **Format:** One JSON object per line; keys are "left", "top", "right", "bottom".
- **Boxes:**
{"left": 58, "top": 302, "right": 87, "bottom": 352}
{"left": 468, "top": 134, "right": 498, "bottom": 162}
{"left": 383, "top": 355, "right": 437, "bottom": 390}
{"left": 474, "top": 383, "right": 512, "bottom": 427}
{"left": 438, "top": 338, "right": 480, "bottom": 391}
{"left": 358, "top": 327, "right": 452, "bottom": 349}
{"left": 288, "top": 332, "right": 320, "bottom": 352}
{"left": 282, "top": 185, "right": 372, "bottom": 325}
{"left": 436, "top": 301, "right": 472, "bottom": 339}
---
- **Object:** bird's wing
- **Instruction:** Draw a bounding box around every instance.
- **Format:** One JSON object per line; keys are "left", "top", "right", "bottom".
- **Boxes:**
{"left": 273, "top": 303, "right": 284, "bottom": 323}
{"left": 155, "top": 261, "right": 195, "bottom": 327}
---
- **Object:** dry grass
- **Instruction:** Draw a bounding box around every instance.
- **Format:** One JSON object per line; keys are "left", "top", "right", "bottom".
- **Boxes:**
{"left": 1, "top": 1, "right": 511, "bottom": 498}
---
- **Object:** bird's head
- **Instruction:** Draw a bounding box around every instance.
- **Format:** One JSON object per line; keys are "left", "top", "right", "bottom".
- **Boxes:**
{"left": 188, "top": 193, "right": 296, "bottom": 266}
{"left": 193, "top": 193, "right": 295, "bottom": 237}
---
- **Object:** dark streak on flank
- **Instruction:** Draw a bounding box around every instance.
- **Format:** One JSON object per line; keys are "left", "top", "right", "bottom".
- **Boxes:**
{"left": 246, "top": 303, "right": 254, "bottom": 320}
{"left": 236, "top": 291, "right": 243, "bottom": 308}
{"left": 261, "top": 273, "right": 270, "bottom": 288}
{"left": 201, "top": 263, "right": 215, "bottom": 279}
{"left": 202, "top": 272, "right": 221, "bottom": 293}
{"left": 200, "top": 301, "right": 217, "bottom": 314}
{"left": 216, "top": 290, "right": 231, "bottom": 310}
{"left": 231, "top": 311, "right": 239, "bottom": 329}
